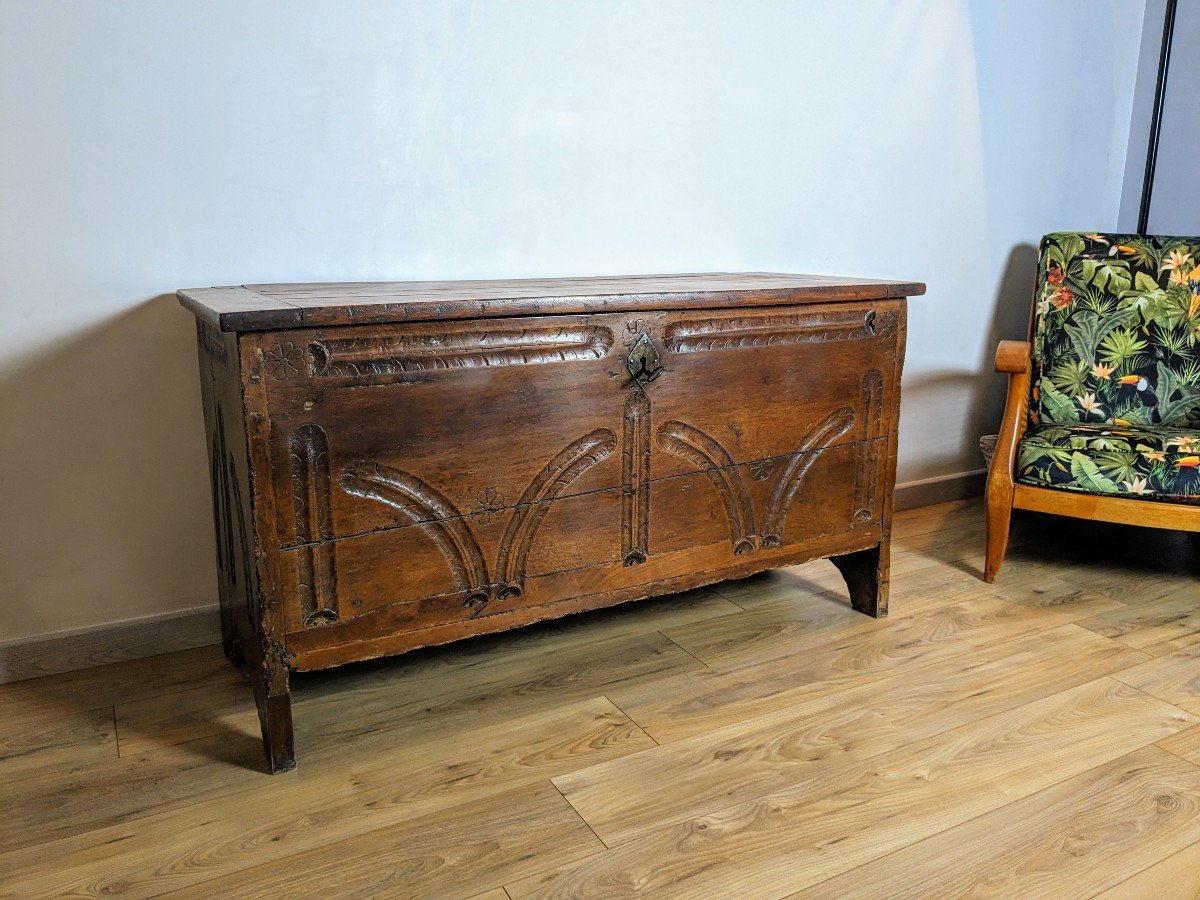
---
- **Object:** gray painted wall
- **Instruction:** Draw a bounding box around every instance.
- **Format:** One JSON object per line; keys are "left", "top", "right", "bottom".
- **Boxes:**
{"left": 1120, "top": 0, "right": 1200, "bottom": 234}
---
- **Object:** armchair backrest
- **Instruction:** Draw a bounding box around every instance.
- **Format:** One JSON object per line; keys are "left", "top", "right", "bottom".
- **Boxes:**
{"left": 1031, "top": 231, "right": 1200, "bottom": 428}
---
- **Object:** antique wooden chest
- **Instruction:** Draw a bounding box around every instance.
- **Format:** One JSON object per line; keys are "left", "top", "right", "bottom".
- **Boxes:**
{"left": 179, "top": 273, "right": 924, "bottom": 772}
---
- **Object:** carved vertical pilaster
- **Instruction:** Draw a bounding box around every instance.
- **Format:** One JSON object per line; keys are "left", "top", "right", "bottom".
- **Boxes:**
{"left": 289, "top": 423, "right": 340, "bottom": 627}
{"left": 854, "top": 370, "right": 885, "bottom": 522}
{"left": 621, "top": 391, "right": 651, "bottom": 566}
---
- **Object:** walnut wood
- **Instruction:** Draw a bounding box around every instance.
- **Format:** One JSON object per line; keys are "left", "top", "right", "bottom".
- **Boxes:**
{"left": 195, "top": 323, "right": 294, "bottom": 773}
{"left": 181, "top": 274, "right": 921, "bottom": 771}
{"left": 179, "top": 272, "right": 925, "bottom": 332}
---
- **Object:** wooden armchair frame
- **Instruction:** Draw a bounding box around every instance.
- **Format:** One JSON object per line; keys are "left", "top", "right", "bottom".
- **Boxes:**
{"left": 984, "top": 340, "right": 1200, "bottom": 582}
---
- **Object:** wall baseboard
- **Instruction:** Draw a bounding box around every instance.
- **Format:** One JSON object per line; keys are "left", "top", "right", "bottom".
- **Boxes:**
{"left": 894, "top": 468, "right": 987, "bottom": 512}
{"left": 0, "top": 606, "right": 221, "bottom": 685}
{"left": 1, "top": 469, "right": 986, "bottom": 684}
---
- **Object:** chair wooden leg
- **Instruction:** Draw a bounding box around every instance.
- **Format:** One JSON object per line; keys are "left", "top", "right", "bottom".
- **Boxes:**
{"left": 984, "top": 490, "right": 1013, "bottom": 583}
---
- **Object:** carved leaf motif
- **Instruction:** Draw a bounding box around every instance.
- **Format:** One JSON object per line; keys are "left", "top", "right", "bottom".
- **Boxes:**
{"left": 749, "top": 460, "right": 774, "bottom": 482}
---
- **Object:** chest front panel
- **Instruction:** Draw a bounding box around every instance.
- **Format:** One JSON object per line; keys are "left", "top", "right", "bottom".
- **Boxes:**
{"left": 252, "top": 300, "right": 902, "bottom": 640}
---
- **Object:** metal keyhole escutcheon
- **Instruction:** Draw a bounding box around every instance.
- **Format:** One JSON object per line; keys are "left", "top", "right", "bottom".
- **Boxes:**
{"left": 627, "top": 333, "right": 665, "bottom": 387}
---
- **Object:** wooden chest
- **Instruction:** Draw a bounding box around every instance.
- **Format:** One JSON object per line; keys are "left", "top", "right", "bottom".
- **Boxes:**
{"left": 179, "top": 273, "right": 924, "bottom": 772}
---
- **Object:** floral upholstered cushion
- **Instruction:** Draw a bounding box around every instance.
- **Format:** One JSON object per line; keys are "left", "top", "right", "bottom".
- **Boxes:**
{"left": 1031, "top": 232, "right": 1200, "bottom": 429}
{"left": 1016, "top": 422, "right": 1200, "bottom": 502}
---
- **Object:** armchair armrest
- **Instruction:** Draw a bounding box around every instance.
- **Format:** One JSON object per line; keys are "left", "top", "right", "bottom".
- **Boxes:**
{"left": 985, "top": 340, "right": 1034, "bottom": 557}
{"left": 995, "top": 340, "right": 1032, "bottom": 374}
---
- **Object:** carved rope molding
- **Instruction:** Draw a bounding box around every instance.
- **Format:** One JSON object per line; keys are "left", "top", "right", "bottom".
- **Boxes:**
{"left": 663, "top": 309, "right": 895, "bottom": 353}
{"left": 341, "top": 427, "right": 616, "bottom": 615}
{"left": 305, "top": 325, "right": 615, "bottom": 384}
{"left": 854, "top": 370, "right": 885, "bottom": 521}
{"left": 621, "top": 392, "right": 651, "bottom": 566}
{"left": 288, "top": 424, "right": 340, "bottom": 627}
{"left": 656, "top": 421, "right": 757, "bottom": 556}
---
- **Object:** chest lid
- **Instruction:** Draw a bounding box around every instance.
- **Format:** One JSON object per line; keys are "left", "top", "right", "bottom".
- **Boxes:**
{"left": 178, "top": 272, "right": 925, "bottom": 333}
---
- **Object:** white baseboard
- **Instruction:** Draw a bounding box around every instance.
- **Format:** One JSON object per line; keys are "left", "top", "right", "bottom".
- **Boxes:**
{"left": 0, "top": 606, "right": 221, "bottom": 684}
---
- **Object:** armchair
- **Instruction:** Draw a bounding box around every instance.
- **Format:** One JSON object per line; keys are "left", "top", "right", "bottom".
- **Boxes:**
{"left": 985, "top": 231, "right": 1200, "bottom": 582}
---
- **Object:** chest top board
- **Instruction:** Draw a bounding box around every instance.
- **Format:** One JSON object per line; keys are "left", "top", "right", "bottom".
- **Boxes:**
{"left": 179, "top": 272, "right": 926, "bottom": 773}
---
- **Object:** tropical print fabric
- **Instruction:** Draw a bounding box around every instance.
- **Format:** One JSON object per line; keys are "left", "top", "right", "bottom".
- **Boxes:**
{"left": 1030, "top": 232, "right": 1200, "bottom": 429}
{"left": 1016, "top": 422, "right": 1200, "bottom": 501}
{"left": 1018, "top": 231, "right": 1200, "bottom": 503}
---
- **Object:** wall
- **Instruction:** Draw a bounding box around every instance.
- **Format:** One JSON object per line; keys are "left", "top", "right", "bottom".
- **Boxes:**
{"left": 1119, "top": 0, "right": 1200, "bottom": 234}
{"left": 0, "top": 0, "right": 1144, "bottom": 642}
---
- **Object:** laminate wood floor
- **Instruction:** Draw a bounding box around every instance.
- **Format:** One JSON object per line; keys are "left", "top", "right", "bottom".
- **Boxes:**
{"left": 2, "top": 500, "right": 1198, "bottom": 898}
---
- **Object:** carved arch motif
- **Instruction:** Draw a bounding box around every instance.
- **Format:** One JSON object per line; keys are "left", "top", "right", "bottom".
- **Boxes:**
{"left": 657, "top": 407, "right": 859, "bottom": 554}
{"left": 495, "top": 429, "right": 618, "bottom": 596}
{"left": 761, "top": 407, "right": 857, "bottom": 547}
{"left": 342, "top": 428, "right": 617, "bottom": 615}
{"left": 341, "top": 461, "right": 492, "bottom": 607}
{"left": 656, "top": 421, "right": 756, "bottom": 555}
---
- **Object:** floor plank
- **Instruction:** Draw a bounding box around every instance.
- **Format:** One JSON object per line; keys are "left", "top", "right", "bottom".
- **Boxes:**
{"left": 1114, "top": 644, "right": 1200, "bottom": 715}
{"left": 1159, "top": 724, "right": 1200, "bottom": 766}
{"left": 670, "top": 575, "right": 1119, "bottom": 673}
{"left": 0, "top": 645, "right": 236, "bottom": 719}
{"left": 891, "top": 497, "right": 984, "bottom": 539}
{"left": 556, "top": 624, "right": 1144, "bottom": 846}
{"left": 1077, "top": 586, "right": 1200, "bottom": 652}
{"left": 797, "top": 745, "right": 1200, "bottom": 899}
{"left": 1096, "top": 839, "right": 1200, "bottom": 900}
{"left": 114, "top": 589, "right": 733, "bottom": 757}
{"left": 167, "top": 782, "right": 602, "bottom": 900}
{"left": 615, "top": 595, "right": 1113, "bottom": 743}
{"left": 0, "top": 703, "right": 116, "bottom": 778}
{"left": 507, "top": 680, "right": 1196, "bottom": 898}
{"left": 0, "top": 698, "right": 647, "bottom": 896}
{"left": 3, "top": 498, "right": 1196, "bottom": 897}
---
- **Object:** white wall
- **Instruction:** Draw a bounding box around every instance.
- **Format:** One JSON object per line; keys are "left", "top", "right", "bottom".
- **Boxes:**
{"left": 0, "top": 0, "right": 1145, "bottom": 641}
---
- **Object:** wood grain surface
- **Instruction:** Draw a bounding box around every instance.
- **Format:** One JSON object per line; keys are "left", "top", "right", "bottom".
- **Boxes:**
{"left": 182, "top": 285, "right": 913, "bottom": 770}
{"left": 179, "top": 272, "right": 925, "bottom": 331}
{"left": 4, "top": 499, "right": 1199, "bottom": 899}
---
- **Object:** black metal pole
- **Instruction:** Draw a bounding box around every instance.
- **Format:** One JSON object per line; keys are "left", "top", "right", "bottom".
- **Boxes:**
{"left": 1138, "top": 0, "right": 1178, "bottom": 235}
